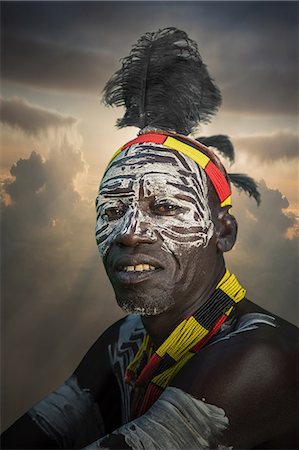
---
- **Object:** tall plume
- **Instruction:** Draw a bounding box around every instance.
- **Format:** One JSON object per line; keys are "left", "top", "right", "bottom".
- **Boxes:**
{"left": 103, "top": 27, "right": 221, "bottom": 135}
{"left": 103, "top": 27, "right": 261, "bottom": 204}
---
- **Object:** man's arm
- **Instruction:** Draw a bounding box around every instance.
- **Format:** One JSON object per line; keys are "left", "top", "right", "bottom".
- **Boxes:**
{"left": 1, "top": 317, "right": 125, "bottom": 449}
{"left": 85, "top": 328, "right": 297, "bottom": 449}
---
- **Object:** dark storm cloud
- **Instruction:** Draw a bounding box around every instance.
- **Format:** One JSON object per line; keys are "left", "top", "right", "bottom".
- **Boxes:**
{"left": 221, "top": 68, "right": 298, "bottom": 115}
{"left": 1, "top": 34, "right": 115, "bottom": 94}
{"left": 233, "top": 130, "right": 299, "bottom": 162}
{"left": 204, "top": 4, "right": 298, "bottom": 115}
{"left": 1, "top": 2, "right": 298, "bottom": 114}
{"left": 0, "top": 97, "right": 77, "bottom": 135}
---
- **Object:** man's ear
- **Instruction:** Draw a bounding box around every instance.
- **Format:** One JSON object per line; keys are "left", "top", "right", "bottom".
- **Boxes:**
{"left": 215, "top": 208, "right": 238, "bottom": 252}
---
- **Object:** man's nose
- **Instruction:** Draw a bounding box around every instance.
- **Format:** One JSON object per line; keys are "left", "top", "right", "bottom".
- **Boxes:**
{"left": 116, "top": 222, "right": 157, "bottom": 247}
{"left": 116, "top": 231, "right": 156, "bottom": 247}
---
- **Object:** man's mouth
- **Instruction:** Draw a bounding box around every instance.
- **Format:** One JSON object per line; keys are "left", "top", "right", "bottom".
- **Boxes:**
{"left": 111, "top": 257, "right": 164, "bottom": 284}
{"left": 121, "top": 264, "right": 156, "bottom": 272}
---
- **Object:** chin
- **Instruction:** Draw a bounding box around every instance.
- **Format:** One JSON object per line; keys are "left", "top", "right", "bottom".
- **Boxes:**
{"left": 116, "top": 292, "right": 174, "bottom": 316}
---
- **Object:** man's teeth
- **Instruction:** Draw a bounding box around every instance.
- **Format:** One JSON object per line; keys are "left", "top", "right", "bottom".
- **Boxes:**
{"left": 123, "top": 264, "right": 156, "bottom": 272}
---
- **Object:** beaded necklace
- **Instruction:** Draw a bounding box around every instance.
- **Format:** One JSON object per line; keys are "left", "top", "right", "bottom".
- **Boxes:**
{"left": 125, "top": 269, "right": 246, "bottom": 418}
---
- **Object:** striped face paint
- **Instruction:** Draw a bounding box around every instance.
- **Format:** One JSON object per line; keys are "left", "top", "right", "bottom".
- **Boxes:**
{"left": 95, "top": 144, "right": 214, "bottom": 258}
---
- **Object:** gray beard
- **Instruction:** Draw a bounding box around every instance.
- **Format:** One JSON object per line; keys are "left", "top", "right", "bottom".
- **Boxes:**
{"left": 116, "top": 291, "right": 174, "bottom": 316}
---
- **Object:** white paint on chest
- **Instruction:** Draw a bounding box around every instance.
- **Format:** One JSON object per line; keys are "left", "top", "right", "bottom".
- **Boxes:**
{"left": 95, "top": 144, "right": 214, "bottom": 257}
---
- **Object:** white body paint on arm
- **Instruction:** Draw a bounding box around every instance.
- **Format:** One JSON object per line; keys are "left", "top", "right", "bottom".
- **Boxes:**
{"left": 28, "top": 375, "right": 105, "bottom": 448}
{"left": 83, "top": 387, "right": 232, "bottom": 450}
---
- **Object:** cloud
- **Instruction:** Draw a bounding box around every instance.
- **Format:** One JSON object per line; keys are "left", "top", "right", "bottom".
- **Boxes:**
{"left": 1, "top": 139, "right": 123, "bottom": 430}
{"left": 1, "top": 34, "right": 115, "bottom": 94}
{"left": 227, "top": 180, "right": 298, "bottom": 324}
{"left": 0, "top": 97, "right": 77, "bottom": 136}
{"left": 232, "top": 130, "right": 298, "bottom": 162}
{"left": 220, "top": 68, "right": 298, "bottom": 116}
{"left": 207, "top": 7, "right": 298, "bottom": 116}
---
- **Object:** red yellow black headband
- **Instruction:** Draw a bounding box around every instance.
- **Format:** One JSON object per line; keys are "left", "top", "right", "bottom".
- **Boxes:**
{"left": 109, "top": 131, "right": 232, "bottom": 208}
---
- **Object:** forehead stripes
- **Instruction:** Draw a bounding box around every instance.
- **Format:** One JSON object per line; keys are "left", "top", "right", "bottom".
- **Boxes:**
{"left": 108, "top": 132, "right": 231, "bottom": 208}
{"left": 96, "top": 145, "right": 214, "bottom": 256}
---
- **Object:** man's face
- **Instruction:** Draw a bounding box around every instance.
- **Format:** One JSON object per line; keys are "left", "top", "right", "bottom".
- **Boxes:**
{"left": 95, "top": 144, "right": 217, "bottom": 315}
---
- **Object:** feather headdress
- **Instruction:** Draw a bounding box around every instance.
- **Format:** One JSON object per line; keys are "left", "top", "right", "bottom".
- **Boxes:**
{"left": 103, "top": 27, "right": 221, "bottom": 135}
{"left": 103, "top": 27, "right": 260, "bottom": 204}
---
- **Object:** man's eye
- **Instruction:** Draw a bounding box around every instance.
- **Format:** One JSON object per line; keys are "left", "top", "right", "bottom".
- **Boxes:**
{"left": 152, "top": 203, "right": 180, "bottom": 215}
{"left": 104, "top": 206, "right": 126, "bottom": 220}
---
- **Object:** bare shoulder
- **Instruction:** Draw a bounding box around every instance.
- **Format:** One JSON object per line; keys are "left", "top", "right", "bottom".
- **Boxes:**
{"left": 172, "top": 310, "right": 298, "bottom": 448}
{"left": 173, "top": 316, "right": 297, "bottom": 396}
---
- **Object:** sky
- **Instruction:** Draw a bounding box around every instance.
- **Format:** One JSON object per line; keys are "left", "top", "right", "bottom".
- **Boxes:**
{"left": 1, "top": 0, "right": 298, "bottom": 430}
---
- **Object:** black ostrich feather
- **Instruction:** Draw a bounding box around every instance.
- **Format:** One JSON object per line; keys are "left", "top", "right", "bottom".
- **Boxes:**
{"left": 228, "top": 173, "right": 261, "bottom": 205}
{"left": 103, "top": 27, "right": 222, "bottom": 135}
{"left": 196, "top": 135, "right": 235, "bottom": 163}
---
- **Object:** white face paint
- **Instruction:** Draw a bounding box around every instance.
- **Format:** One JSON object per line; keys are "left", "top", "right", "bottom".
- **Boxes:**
{"left": 95, "top": 144, "right": 214, "bottom": 258}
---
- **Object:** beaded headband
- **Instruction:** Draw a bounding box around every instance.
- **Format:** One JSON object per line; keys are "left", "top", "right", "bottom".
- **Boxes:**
{"left": 108, "top": 131, "right": 232, "bottom": 208}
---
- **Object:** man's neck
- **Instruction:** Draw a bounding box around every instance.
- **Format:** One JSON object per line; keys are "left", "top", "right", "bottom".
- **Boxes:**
{"left": 141, "top": 261, "right": 226, "bottom": 349}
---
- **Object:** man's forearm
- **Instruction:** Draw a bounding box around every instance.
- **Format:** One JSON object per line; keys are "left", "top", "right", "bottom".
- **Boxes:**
{"left": 2, "top": 375, "right": 105, "bottom": 449}
{"left": 83, "top": 387, "right": 231, "bottom": 450}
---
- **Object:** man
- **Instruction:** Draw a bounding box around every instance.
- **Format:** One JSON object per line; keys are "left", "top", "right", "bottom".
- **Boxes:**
{"left": 2, "top": 28, "right": 298, "bottom": 449}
